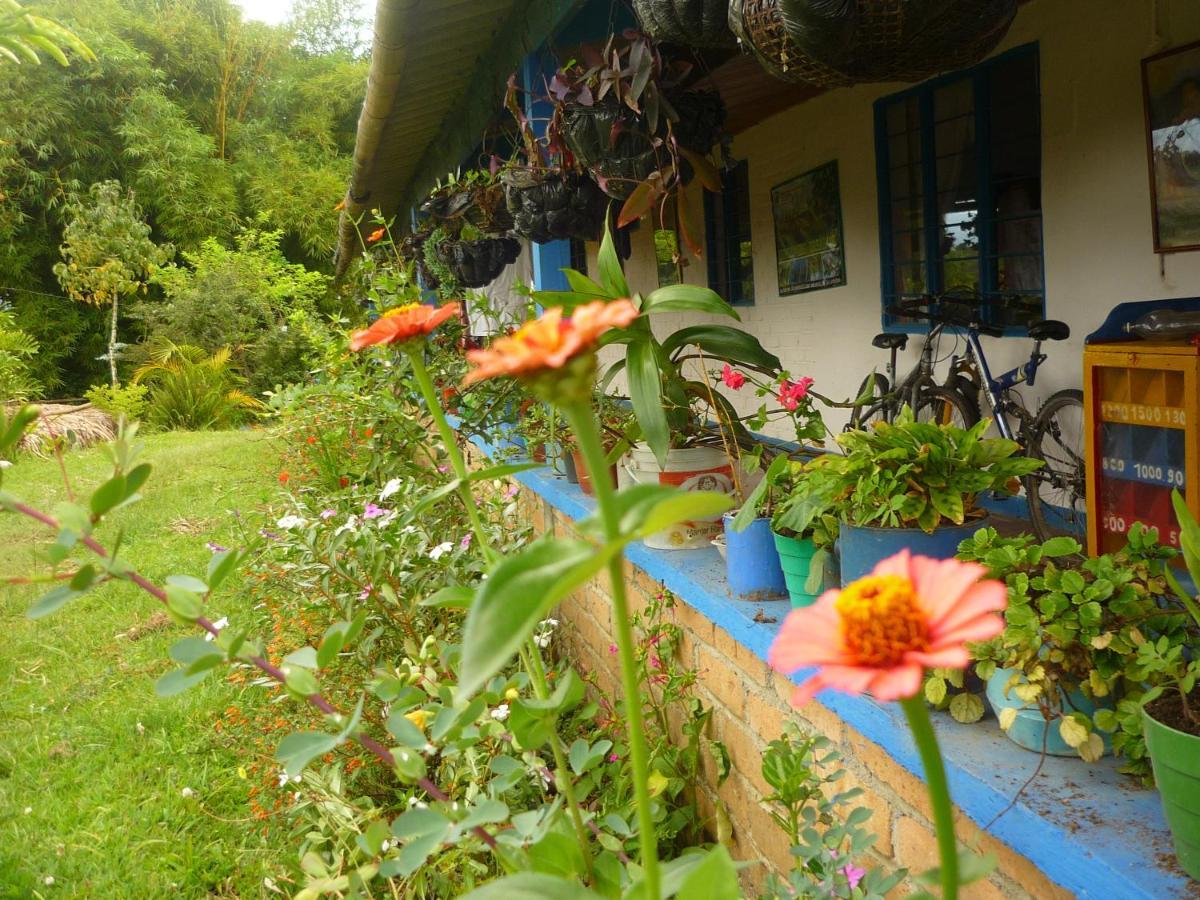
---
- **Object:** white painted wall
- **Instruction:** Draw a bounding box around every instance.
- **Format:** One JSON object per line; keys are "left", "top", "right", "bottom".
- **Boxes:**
{"left": 589, "top": 0, "right": 1200, "bottom": 439}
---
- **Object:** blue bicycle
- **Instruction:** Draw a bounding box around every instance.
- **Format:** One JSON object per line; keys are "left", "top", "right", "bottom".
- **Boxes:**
{"left": 859, "top": 294, "right": 1086, "bottom": 542}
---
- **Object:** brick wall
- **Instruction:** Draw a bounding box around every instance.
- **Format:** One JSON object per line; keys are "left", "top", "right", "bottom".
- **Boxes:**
{"left": 517, "top": 488, "right": 1073, "bottom": 899}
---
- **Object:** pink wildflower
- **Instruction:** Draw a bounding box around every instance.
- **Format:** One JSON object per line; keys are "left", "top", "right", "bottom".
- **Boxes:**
{"left": 841, "top": 864, "right": 866, "bottom": 889}
{"left": 362, "top": 502, "right": 387, "bottom": 519}
{"left": 320, "top": 509, "right": 337, "bottom": 520}
{"left": 721, "top": 364, "right": 746, "bottom": 390}
{"left": 460, "top": 533, "right": 472, "bottom": 550}
{"left": 777, "top": 377, "right": 815, "bottom": 412}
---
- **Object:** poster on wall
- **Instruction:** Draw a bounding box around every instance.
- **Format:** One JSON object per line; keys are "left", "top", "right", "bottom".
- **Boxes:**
{"left": 1143, "top": 40, "right": 1200, "bottom": 253}
{"left": 771, "top": 160, "right": 846, "bottom": 294}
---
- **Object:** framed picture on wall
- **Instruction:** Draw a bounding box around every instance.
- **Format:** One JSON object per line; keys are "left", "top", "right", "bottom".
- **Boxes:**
{"left": 771, "top": 160, "right": 846, "bottom": 294}
{"left": 1143, "top": 40, "right": 1200, "bottom": 253}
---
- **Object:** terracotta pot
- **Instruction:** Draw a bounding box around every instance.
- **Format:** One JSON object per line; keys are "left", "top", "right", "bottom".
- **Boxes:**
{"left": 572, "top": 448, "right": 617, "bottom": 497}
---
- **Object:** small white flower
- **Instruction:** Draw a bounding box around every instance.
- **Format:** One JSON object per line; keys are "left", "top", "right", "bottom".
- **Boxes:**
{"left": 407, "top": 796, "right": 419, "bottom": 806}
{"left": 534, "top": 633, "right": 551, "bottom": 649}
{"left": 400, "top": 525, "right": 418, "bottom": 535}
{"left": 276, "top": 514, "right": 307, "bottom": 530}
{"left": 204, "top": 616, "right": 229, "bottom": 642}
{"left": 277, "top": 772, "right": 289, "bottom": 787}
{"left": 23, "top": 807, "right": 31, "bottom": 815}
{"left": 380, "top": 478, "right": 402, "bottom": 500}
{"left": 423, "top": 742, "right": 436, "bottom": 755}
{"left": 334, "top": 515, "right": 359, "bottom": 536}
{"left": 0, "top": 460, "right": 12, "bottom": 469}
{"left": 44, "top": 876, "right": 55, "bottom": 886}
{"left": 428, "top": 541, "right": 454, "bottom": 561}
{"left": 136, "top": 722, "right": 145, "bottom": 735}
{"left": 181, "top": 787, "right": 194, "bottom": 799}
{"left": 543, "top": 618, "right": 559, "bottom": 628}
{"left": 293, "top": 791, "right": 302, "bottom": 801}
{"left": 490, "top": 703, "right": 510, "bottom": 722}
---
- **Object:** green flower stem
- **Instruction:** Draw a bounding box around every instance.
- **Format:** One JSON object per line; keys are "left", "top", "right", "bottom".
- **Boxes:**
{"left": 900, "top": 696, "right": 959, "bottom": 900}
{"left": 405, "top": 347, "right": 498, "bottom": 567}
{"left": 563, "top": 399, "right": 661, "bottom": 899}
{"left": 520, "top": 641, "right": 595, "bottom": 879}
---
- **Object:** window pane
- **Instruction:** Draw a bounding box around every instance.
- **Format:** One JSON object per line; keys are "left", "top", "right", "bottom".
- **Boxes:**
{"left": 892, "top": 228, "right": 926, "bottom": 264}
{"left": 991, "top": 102, "right": 1039, "bottom": 143}
{"left": 890, "top": 163, "right": 924, "bottom": 201}
{"left": 993, "top": 213, "right": 1042, "bottom": 256}
{"left": 941, "top": 256, "right": 980, "bottom": 291}
{"left": 943, "top": 218, "right": 979, "bottom": 255}
{"left": 991, "top": 138, "right": 1039, "bottom": 181}
{"left": 888, "top": 129, "right": 922, "bottom": 168}
{"left": 937, "top": 150, "right": 976, "bottom": 193}
{"left": 994, "top": 292, "right": 1042, "bottom": 328}
{"left": 992, "top": 254, "right": 1043, "bottom": 292}
{"left": 935, "top": 115, "right": 974, "bottom": 156}
{"left": 886, "top": 96, "right": 920, "bottom": 135}
{"left": 937, "top": 190, "right": 978, "bottom": 224}
{"left": 891, "top": 200, "right": 924, "bottom": 231}
{"left": 989, "top": 52, "right": 1038, "bottom": 102}
{"left": 934, "top": 77, "right": 973, "bottom": 121}
{"left": 893, "top": 261, "right": 927, "bottom": 295}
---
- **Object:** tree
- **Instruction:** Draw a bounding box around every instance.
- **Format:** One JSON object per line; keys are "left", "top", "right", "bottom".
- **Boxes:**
{"left": 287, "top": 0, "right": 367, "bottom": 58}
{"left": 54, "top": 181, "right": 173, "bottom": 386}
{"left": 0, "top": 0, "right": 93, "bottom": 65}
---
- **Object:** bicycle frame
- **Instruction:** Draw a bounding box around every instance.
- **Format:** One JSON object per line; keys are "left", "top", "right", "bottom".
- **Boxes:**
{"left": 962, "top": 329, "right": 1048, "bottom": 441}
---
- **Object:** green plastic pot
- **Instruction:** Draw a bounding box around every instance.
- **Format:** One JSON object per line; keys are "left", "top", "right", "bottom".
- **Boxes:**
{"left": 772, "top": 530, "right": 819, "bottom": 608}
{"left": 1144, "top": 706, "right": 1200, "bottom": 880}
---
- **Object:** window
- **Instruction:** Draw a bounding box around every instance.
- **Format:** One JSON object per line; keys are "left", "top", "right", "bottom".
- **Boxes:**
{"left": 568, "top": 237, "right": 588, "bottom": 275}
{"left": 705, "top": 160, "right": 754, "bottom": 305}
{"left": 876, "top": 44, "right": 1043, "bottom": 331}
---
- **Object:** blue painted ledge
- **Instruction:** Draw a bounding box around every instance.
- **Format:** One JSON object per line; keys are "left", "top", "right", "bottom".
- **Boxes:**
{"left": 456, "top": 423, "right": 1191, "bottom": 899}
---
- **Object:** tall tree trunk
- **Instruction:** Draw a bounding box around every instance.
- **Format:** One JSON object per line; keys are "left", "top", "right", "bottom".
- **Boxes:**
{"left": 109, "top": 295, "right": 119, "bottom": 387}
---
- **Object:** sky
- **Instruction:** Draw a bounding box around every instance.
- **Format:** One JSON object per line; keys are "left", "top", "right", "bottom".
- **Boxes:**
{"left": 233, "top": 0, "right": 294, "bottom": 25}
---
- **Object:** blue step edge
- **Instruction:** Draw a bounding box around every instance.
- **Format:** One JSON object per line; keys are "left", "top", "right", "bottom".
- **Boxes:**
{"left": 458, "top": 422, "right": 1191, "bottom": 899}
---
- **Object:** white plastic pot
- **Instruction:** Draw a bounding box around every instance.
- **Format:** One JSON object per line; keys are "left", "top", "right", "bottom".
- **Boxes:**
{"left": 619, "top": 444, "right": 734, "bottom": 549}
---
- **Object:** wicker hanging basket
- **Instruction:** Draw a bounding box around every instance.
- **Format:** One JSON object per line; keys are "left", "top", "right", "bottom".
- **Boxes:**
{"left": 730, "top": 0, "right": 1018, "bottom": 87}
{"left": 633, "top": 0, "right": 737, "bottom": 48}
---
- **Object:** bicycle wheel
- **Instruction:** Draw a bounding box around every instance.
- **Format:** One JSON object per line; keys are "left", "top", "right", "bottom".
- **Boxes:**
{"left": 914, "top": 385, "right": 977, "bottom": 428}
{"left": 847, "top": 373, "right": 889, "bottom": 431}
{"left": 1025, "top": 389, "right": 1087, "bottom": 542}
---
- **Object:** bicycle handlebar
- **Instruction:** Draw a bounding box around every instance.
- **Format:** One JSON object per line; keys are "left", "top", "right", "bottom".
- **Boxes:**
{"left": 887, "top": 295, "right": 1005, "bottom": 338}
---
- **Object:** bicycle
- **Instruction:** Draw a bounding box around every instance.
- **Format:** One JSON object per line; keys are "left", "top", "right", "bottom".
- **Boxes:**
{"left": 846, "top": 292, "right": 981, "bottom": 431}
{"left": 880, "top": 294, "right": 1086, "bottom": 543}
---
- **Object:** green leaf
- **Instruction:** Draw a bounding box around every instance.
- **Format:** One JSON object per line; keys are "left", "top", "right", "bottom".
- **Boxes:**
{"left": 660, "top": 324, "right": 782, "bottom": 373}
{"left": 165, "top": 584, "right": 203, "bottom": 624}
{"left": 317, "top": 624, "right": 346, "bottom": 668}
{"left": 0, "top": 405, "right": 39, "bottom": 453}
{"left": 90, "top": 473, "right": 127, "bottom": 517}
{"left": 165, "top": 574, "right": 209, "bottom": 594}
{"left": 1040, "top": 535, "right": 1080, "bottom": 557}
{"left": 459, "top": 873, "right": 604, "bottom": 900}
{"left": 123, "top": 462, "right": 152, "bottom": 498}
{"left": 949, "top": 692, "right": 985, "bottom": 724}
{"left": 597, "top": 227, "right": 630, "bottom": 298}
{"left": 419, "top": 584, "right": 473, "bottom": 609}
{"left": 384, "top": 711, "right": 428, "bottom": 748}
{"left": 580, "top": 484, "right": 732, "bottom": 544}
{"left": 155, "top": 666, "right": 214, "bottom": 697}
{"left": 284, "top": 646, "right": 319, "bottom": 669}
{"left": 206, "top": 549, "right": 242, "bottom": 591}
{"left": 928, "top": 486, "right": 964, "bottom": 525}
{"left": 27, "top": 585, "right": 81, "bottom": 619}
{"left": 626, "top": 340, "right": 669, "bottom": 467}
{"left": 924, "top": 676, "right": 947, "bottom": 706}
{"left": 467, "top": 462, "right": 539, "bottom": 482}
{"left": 457, "top": 538, "right": 612, "bottom": 698}
{"left": 642, "top": 284, "right": 738, "bottom": 320}
{"left": 564, "top": 268, "right": 607, "bottom": 297}
{"left": 282, "top": 664, "right": 319, "bottom": 697}
{"left": 276, "top": 731, "right": 341, "bottom": 777}
{"left": 675, "top": 846, "right": 740, "bottom": 900}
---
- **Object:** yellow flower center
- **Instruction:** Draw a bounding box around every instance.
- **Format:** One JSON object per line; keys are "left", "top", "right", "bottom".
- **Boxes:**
{"left": 835, "top": 574, "right": 930, "bottom": 667}
{"left": 382, "top": 302, "right": 421, "bottom": 318}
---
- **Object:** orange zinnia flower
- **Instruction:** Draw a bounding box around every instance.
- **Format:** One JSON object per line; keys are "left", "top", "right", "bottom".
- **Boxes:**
{"left": 349, "top": 302, "right": 461, "bottom": 351}
{"left": 333, "top": 199, "right": 346, "bottom": 211}
{"left": 462, "top": 299, "right": 638, "bottom": 387}
{"left": 769, "top": 550, "right": 1005, "bottom": 706}
{"left": 367, "top": 227, "right": 386, "bottom": 243}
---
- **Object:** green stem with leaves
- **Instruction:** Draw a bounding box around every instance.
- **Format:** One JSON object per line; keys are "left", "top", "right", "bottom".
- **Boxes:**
{"left": 563, "top": 399, "right": 661, "bottom": 899}
{"left": 405, "top": 347, "right": 498, "bottom": 567}
{"left": 900, "top": 696, "right": 958, "bottom": 900}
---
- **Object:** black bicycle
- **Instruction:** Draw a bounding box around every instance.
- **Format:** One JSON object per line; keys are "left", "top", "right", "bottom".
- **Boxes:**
{"left": 853, "top": 294, "right": 1086, "bottom": 543}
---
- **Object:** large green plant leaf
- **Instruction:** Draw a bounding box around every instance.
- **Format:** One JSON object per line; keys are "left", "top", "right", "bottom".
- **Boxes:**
{"left": 458, "top": 538, "right": 612, "bottom": 698}
{"left": 642, "top": 284, "right": 738, "bottom": 319}
{"left": 597, "top": 226, "right": 630, "bottom": 298}
{"left": 661, "top": 324, "right": 782, "bottom": 373}
{"left": 626, "top": 340, "right": 670, "bottom": 467}
{"left": 459, "top": 873, "right": 604, "bottom": 900}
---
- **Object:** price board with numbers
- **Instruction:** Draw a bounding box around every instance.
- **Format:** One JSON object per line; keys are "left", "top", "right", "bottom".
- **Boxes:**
{"left": 1084, "top": 341, "right": 1200, "bottom": 557}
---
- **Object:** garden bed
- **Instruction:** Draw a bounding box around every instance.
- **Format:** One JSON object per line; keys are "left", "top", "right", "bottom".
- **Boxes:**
{"left": 469, "top": 432, "right": 1195, "bottom": 898}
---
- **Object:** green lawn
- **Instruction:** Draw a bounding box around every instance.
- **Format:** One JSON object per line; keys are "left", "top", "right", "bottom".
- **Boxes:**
{"left": 0, "top": 430, "right": 290, "bottom": 898}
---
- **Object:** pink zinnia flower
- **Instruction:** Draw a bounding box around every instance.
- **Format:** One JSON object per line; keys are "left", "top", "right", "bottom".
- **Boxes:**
{"left": 768, "top": 550, "right": 1005, "bottom": 706}
{"left": 721, "top": 364, "right": 746, "bottom": 391}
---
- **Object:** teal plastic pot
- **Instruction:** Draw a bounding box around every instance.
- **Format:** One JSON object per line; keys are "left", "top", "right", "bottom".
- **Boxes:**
{"left": 772, "top": 531, "right": 820, "bottom": 608}
{"left": 986, "top": 669, "right": 1112, "bottom": 757}
{"left": 1144, "top": 706, "right": 1200, "bottom": 880}
{"left": 838, "top": 517, "right": 989, "bottom": 584}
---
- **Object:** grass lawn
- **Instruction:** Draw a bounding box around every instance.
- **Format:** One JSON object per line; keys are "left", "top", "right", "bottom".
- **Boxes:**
{"left": 0, "top": 430, "right": 291, "bottom": 898}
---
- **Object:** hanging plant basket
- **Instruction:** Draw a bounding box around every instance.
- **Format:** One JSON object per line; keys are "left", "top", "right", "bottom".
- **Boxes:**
{"left": 633, "top": 0, "right": 737, "bottom": 49}
{"left": 421, "top": 181, "right": 514, "bottom": 235}
{"left": 503, "top": 169, "right": 610, "bottom": 244}
{"left": 731, "top": 0, "right": 1017, "bottom": 87}
{"left": 667, "top": 89, "right": 726, "bottom": 155}
{"left": 433, "top": 236, "right": 521, "bottom": 289}
{"left": 559, "top": 99, "right": 658, "bottom": 200}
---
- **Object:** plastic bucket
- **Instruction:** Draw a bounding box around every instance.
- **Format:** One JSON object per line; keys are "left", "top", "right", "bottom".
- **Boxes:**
{"left": 1144, "top": 708, "right": 1200, "bottom": 879}
{"left": 838, "top": 517, "right": 989, "bottom": 585}
{"left": 723, "top": 513, "right": 787, "bottom": 602}
{"left": 619, "top": 444, "right": 733, "bottom": 549}
{"left": 986, "top": 668, "right": 1112, "bottom": 757}
{"left": 773, "top": 531, "right": 821, "bottom": 608}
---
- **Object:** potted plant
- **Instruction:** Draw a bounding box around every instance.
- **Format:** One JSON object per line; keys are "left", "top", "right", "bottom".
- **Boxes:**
{"left": 535, "top": 226, "right": 779, "bottom": 548}
{"left": 421, "top": 169, "right": 514, "bottom": 235}
{"left": 809, "top": 408, "right": 1041, "bottom": 582}
{"left": 426, "top": 222, "right": 520, "bottom": 291}
{"left": 571, "top": 392, "right": 633, "bottom": 497}
{"left": 960, "top": 526, "right": 1181, "bottom": 761}
{"left": 1138, "top": 491, "right": 1200, "bottom": 879}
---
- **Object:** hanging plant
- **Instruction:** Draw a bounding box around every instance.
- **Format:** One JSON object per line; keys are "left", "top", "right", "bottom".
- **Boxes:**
{"left": 420, "top": 170, "right": 514, "bottom": 235}
{"left": 632, "top": 0, "right": 737, "bottom": 49}
{"left": 427, "top": 223, "right": 520, "bottom": 290}
{"left": 502, "top": 167, "right": 610, "bottom": 244}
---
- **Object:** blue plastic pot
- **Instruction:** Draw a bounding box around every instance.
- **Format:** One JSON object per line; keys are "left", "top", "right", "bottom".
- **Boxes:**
{"left": 723, "top": 513, "right": 788, "bottom": 602}
{"left": 986, "top": 668, "right": 1113, "bottom": 757}
{"left": 838, "top": 517, "right": 989, "bottom": 584}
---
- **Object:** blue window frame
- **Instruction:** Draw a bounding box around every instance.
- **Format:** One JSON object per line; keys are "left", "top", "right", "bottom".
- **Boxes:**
{"left": 875, "top": 43, "right": 1044, "bottom": 333}
{"left": 705, "top": 160, "right": 754, "bottom": 306}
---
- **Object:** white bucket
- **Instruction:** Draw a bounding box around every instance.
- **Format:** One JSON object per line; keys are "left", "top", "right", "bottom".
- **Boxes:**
{"left": 619, "top": 444, "right": 735, "bottom": 549}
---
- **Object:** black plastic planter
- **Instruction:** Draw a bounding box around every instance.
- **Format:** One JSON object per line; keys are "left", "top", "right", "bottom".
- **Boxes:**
{"left": 560, "top": 100, "right": 657, "bottom": 200}
{"left": 434, "top": 237, "right": 521, "bottom": 288}
{"left": 503, "top": 170, "right": 610, "bottom": 244}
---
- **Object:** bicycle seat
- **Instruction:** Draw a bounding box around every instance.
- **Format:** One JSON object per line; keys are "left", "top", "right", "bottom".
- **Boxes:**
{"left": 872, "top": 333, "right": 909, "bottom": 351}
{"left": 1027, "top": 320, "right": 1070, "bottom": 342}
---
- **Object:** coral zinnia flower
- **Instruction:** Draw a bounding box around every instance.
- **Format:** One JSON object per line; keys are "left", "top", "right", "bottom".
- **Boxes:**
{"left": 769, "top": 550, "right": 1005, "bottom": 706}
{"left": 367, "top": 227, "right": 386, "bottom": 243}
{"left": 349, "top": 302, "right": 461, "bottom": 351}
{"left": 461, "top": 299, "right": 638, "bottom": 387}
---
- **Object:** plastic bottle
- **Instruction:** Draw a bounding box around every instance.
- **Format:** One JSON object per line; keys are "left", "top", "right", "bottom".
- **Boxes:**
{"left": 1124, "top": 310, "right": 1200, "bottom": 341}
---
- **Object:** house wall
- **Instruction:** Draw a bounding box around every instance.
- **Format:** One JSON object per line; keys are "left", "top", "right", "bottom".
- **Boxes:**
{"left": 591, "top": 0, "right": 1200, "bottom": 436}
